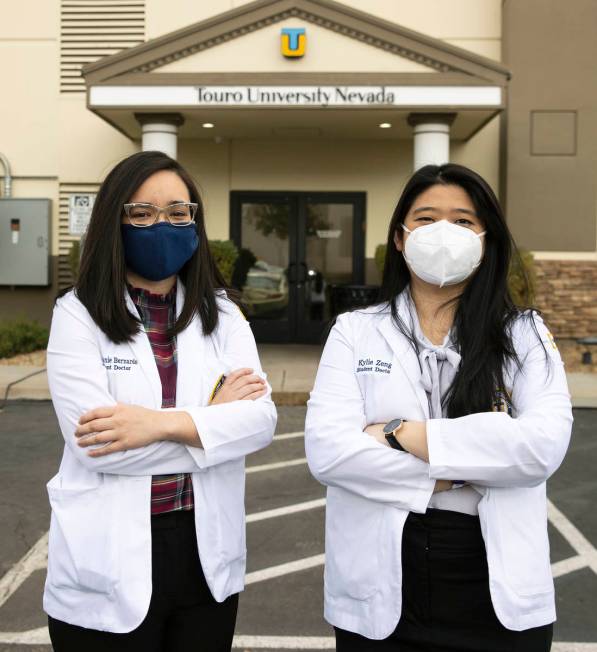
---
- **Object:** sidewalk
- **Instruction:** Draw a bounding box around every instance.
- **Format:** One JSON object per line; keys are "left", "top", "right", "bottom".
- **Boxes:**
{"left": 1, "top": 346, "right": 596, "bottom": 408}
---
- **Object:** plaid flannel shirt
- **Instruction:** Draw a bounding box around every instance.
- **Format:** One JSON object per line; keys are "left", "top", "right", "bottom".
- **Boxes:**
{"left": 128, "top": 280, "right": 194, "bottom": 515}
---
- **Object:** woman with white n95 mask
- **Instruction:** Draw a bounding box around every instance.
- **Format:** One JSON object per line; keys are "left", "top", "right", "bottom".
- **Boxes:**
{"left": 305, "top": 163, "right": 572, "bottom": 651}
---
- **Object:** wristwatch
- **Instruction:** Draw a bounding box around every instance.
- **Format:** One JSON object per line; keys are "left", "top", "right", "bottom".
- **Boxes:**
{"left": 383, "top": 418, "right": 407, "bottom": 451}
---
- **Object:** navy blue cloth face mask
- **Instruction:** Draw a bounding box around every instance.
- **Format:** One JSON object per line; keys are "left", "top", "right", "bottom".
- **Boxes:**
{"left": 121, "top": 222, "right": 199, "bottom": 281}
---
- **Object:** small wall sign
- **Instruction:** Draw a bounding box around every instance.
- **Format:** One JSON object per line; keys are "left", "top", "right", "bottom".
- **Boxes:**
{"left": 281, "top": 27, "right": 306, "bottom": 58}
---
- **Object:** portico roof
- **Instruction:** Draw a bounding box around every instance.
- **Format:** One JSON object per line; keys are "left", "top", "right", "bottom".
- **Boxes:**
{"left": 82, "top": 0, "right": 510, "bottom": 141}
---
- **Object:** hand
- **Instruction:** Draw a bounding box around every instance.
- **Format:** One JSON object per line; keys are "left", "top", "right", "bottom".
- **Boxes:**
{"left": 209, "top": 368, "right": 267, "bottom": 405}
{"left": 364, "top": 423, "right": 391, "bottom": 447}
{"left": 433, "top": 480, "right": 453, "bottom": 493}
{"left": 75, "top": 402, "right": 173, "bottom": 457}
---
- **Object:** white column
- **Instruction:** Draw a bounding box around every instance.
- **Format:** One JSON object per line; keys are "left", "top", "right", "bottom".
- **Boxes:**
{"left": 134, "top": 113, "right": 184, "bottom": 160}
{"left": 407, "top": 113, "right": 456, "bottom": 171}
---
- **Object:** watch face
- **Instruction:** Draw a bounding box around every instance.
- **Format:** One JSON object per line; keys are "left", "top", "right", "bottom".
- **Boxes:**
{"left": 383, "top": 418, "right": 403, "bottom": 434}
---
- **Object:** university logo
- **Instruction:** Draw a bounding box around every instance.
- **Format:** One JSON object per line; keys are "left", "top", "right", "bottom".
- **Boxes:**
{"left": 281, "top": 27, "right": 306, "bottom": 58}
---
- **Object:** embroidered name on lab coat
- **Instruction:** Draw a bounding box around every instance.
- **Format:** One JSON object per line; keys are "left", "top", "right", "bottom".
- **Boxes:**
{"left": 545, "top": 330, "right": 558, "bottom": 351}
{"left": 356, "top": 358, "right": 392, "bottom": 374}
{"left": 102, "top": 356, "right": 138, "bottom": 372}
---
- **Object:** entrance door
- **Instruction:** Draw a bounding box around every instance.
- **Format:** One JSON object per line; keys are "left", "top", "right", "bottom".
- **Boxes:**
{"left": 230, "top": 191, "right": 365, "bottom": 343}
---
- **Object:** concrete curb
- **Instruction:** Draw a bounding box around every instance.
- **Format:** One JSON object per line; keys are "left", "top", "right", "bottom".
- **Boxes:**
{"left": 1, "top": 366, "right": 595, "bottom": 409}
{"left": 271, "top": 391, "right": 309, "bottom": 406}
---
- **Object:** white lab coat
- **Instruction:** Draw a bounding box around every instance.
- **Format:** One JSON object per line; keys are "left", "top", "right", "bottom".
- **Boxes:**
{"left": 43, "top": 280, "right": 276, "bottom": 633}
{"left": 305, "top": 290, "right": 573, "bottom": 640}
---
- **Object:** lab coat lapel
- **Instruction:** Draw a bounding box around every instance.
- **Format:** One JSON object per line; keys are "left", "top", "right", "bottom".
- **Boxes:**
{"left": 173, "top": 279, "right": 206, "bottom": 407}
{"left": 124, "top": 285, "right": 162, "bottom": 408}
{"left": 377, "top": 293, "right": 430, "bottom": 419}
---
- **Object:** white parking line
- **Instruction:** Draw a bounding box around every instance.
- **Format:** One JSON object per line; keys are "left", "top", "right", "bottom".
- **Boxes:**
{"left": 0, "top": 627, "right": 49, "bottom": 645}
{"left": 246, "top": 457, "right": 307, "bottom": 474}
{"left": 233, "top": 635, "right": 334, "bottom": 649}
{"left": 2, "top": 631, "right": 597, "bottom": 649}
{"left": 547, "top": 499, "right": 597, "bottom": 575}
{"left": 1, "top": 476, "right": 596, "bottom": 648}
{"left": 245, "top": 554, "right": 325, "bottom": 585}
{"left": 274, "top": 431, "right": 304, "bottom": 441}
{"left": 551, "top": 554, "right": 588, "bottom": 579}
{"left": 0, "top": 532, "right": 48, "bottom": 609}
{"left": 246, "top": 498, "right": 325, "bottom": 523}
{"left": 230, "top": 640, "right": 597, "bottom": 651}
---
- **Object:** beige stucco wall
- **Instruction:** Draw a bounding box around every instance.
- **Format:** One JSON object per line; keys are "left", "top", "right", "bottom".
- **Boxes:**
{"left": 1, "top": 0, "right": 503, "bottom": 326}
{"left": 180, "top": 112, "right": 501, "bottom": 263}
{"left": 0, "top": 0, "right": 59, "bottom": 178}
{"left": 156, "top": 17, "right": 436, "bottom": 73}
{"left": 145, "top": 0, "right": 501, "bottom": 47}
{"left": 179, "top": 137, "right": 415, "bottom": 258}
{"left": 0, "top": 0, "right": 137, "bottom": 259}
{"left": 58, "top": 98, "right": 137, "bottom": 188}
{"left": 147, "top": 0, "right": 502, "bottom": 255}
{"left": 1, "top": 0, "right": 503, "bottom": 235}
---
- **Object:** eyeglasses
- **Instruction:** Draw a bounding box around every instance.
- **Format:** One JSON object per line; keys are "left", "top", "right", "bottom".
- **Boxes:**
{"left": 123, "top": 202, "right": 198, "bottom": 228}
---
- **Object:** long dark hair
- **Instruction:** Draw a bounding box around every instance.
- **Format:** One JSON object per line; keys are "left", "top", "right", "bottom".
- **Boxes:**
{"left": 379, "top": 163, "right": 540, "bottom": 418}
{"left": 57, "top": 150, "right": 236, "bottom": 343}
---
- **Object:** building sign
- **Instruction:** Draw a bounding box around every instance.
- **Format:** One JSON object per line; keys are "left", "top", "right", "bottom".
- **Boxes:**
{"left": 89, "top": 85, "right": 503, "bottom": 108}
{"left": 281, "top": 27, "right": 306, "bottom": 58}
{"left": 196, "top": 85, "right": 396, "bottom": 106}
{"left": 68, "top": 193, "right": 96, "bottom": 236}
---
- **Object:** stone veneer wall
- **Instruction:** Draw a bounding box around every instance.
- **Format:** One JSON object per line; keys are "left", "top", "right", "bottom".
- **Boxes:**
{"left": 534, "top": 259, "right": 597, "bottom": 372}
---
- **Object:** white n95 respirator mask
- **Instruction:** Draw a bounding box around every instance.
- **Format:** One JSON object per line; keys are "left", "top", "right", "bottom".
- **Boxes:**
{"left": 401, "top": 219, "right": 486, "bottom": 287}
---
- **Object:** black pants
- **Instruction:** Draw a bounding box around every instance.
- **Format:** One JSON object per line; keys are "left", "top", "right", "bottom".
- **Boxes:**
{"left": 335, "top": 508, "right": 553, "bottom": 652}
{"left": 48, "top": 508, "right": 238, "bottom": 652}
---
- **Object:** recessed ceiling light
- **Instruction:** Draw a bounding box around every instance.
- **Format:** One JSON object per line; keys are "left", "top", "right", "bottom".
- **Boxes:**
{"left": 202, "top": 122, "right": 214, "bottom": 128}
{"left": 379, "top": 122, "right": 392, "bottom": 129}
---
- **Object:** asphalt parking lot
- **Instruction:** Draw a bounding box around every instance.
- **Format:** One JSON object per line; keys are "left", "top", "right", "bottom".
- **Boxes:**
{"left": 0, "top": 402, "right": 596, "bottom": 651}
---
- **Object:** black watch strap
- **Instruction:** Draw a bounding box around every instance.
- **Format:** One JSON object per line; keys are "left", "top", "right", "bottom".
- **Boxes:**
{"left": 385, "top": 433, "right": 406, "bottom": 451}
{"left": 383, "top": 418, "right": 408, "bottom": 452}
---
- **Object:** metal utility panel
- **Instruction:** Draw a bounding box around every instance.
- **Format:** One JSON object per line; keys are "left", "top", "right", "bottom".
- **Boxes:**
{"left": 0, "top": 198, "right": 51, "bottom": 286}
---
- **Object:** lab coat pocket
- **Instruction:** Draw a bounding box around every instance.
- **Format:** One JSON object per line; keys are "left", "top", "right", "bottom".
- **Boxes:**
{"left": 47, "top": 476, "right": 119, "bottom": 595}
{"left": 216, "top": 459, "right": 247, "bottom": 564}
{"left": 493, "top": 488, "right": 553, "bottom": 597}
{"left": 324, "top": 489, "right": 382, "bottom": 601}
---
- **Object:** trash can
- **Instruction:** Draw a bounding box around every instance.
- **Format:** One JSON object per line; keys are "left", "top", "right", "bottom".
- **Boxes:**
{"left": 329, "top": 284, "right": 380, "bottom": 317}
{"left": 577, "top": 336, "right": 597, "bottom": 365}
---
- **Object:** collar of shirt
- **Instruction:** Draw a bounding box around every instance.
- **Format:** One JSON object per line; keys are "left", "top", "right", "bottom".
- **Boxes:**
{"left": 127, "top": 279, "right": 177, "bottom": 309}
{"left": 404, "top": 287, "right": 461, "bottom": 418}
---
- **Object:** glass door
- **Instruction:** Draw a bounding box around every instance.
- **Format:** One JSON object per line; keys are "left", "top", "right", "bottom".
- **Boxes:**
{"left": 297, "top": 193, "right": 365, "bottom": 343}
{"left": 230, "top": 193, "right": 297, "bottom": 342}
{"left": 230, "top": 191, "right": 365, "bottom": 343}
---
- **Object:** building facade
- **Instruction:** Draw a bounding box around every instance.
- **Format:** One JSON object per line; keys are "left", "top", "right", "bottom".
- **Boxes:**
{"left": 0, "top": 0, "right": 595, "bottom": 351}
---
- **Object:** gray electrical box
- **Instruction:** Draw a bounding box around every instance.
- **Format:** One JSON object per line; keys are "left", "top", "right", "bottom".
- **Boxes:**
{"left": 0, "top": 198, "right": 51, "bottom": 286}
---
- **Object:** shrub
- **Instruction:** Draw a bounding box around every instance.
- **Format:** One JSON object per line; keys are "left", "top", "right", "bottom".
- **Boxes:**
{"left": 508, "top": 248, "right": 536, "bottom": 307}
{"left": 208, "top": 240, "right": 239, "bottom": 286}
{"left": 374, "top": 243, "right": 387, "bottom": 278}
{"left": 68, "top": 239, "right": 81, "bottom": 281}
{"left": 0, "top": 318, "right": 49, "bottom": 359}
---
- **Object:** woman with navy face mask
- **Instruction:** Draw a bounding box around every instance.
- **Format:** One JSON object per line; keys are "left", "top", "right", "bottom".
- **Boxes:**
{"left": 305, "top": 163, "right": 572, "bottom": 651}
{"left": 44, "top": 150, "right": 277, "bottom": 651}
